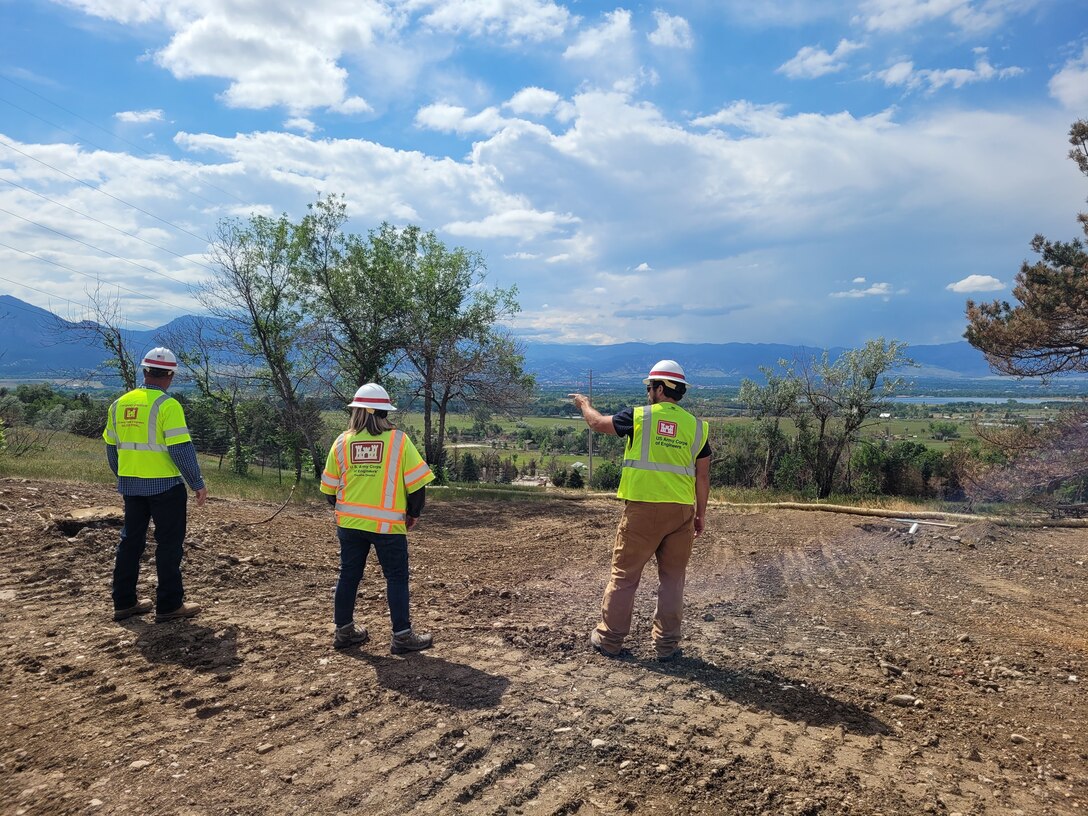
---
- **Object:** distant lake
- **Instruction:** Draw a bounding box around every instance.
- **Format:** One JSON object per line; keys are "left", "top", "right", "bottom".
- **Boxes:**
{"left": 889, "top": 396, "right": 1073, "bottom": 405}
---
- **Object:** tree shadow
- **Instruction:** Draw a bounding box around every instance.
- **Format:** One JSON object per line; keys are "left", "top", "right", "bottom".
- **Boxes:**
{"left": 343, "top": 650, "right": 510, "bottom": 710}
{"left": 123, "top": 619, "right": 243, "bottom": 674}
{"left": 641, "top": 654, "right": 890, "bottom": 736}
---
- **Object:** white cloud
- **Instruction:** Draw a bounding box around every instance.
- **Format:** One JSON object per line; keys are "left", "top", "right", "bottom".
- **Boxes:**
{"left": 853, "top": 276, "right": 867, "bottom": 283}
{"left": 633, "top": 262, "right": 652, "bottom": 272}
{"left": 505, "top": 87, "right": 562, "bottom": 117}
{"left": 331, "top": 96, "right": 373, "bottom": 115}
{"left": 830, "top": 282, "right": 896, "bottom": 298}
{"left": 443, "top": 208, "right": 580, "bottom": 240}
{"left": 411, "top": 0, "right": 572, "bottom": 41}
{"left": 857, "top": 0, "right": 1039, "bottom": 34}
{"left": 115, "top": 109, "right": 165, "bottom": 123}
{"left": 1049, "top": 45, "right": 1088, "bottom": 111}
{"left": 563, "top": 9, "right": 634, "bottom": 61}
{"left": 648, "top": 11, "right": 693, "bottom": 49}
{"left": 946, "top": 274, "right": 1004, "bottom": 293}
{"left": 872, "top": 52, "right": 1022, "bottom": 91}
{"left": 284, "top": 117, "right": 317, "bottom": 134}
{"left": 690, "top": 100, "right": 789, "bottom": 133}
{"left": 415, "top": 103, "right": 506, "bottom": 135}
{"left": 778, "top": 39, "right": 864, "bottom": 79}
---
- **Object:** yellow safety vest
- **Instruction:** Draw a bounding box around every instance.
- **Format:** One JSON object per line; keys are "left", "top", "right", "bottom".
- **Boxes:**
{"left": 320, "top": 429, "right": 435, "bottom": 534}
{"left": 102, "top": 388, "right": 193, "bottom": 479}
{"left": 616, "top": 402, "right": 706, "bottom": 504}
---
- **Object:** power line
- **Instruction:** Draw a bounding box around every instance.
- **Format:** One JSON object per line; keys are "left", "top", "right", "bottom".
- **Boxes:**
{"left": 0, "top": 239, "right": 199, "bottom": 315}
{"left": 0, "top": 204, "right": 199, "bottom": 289}
{"left": 0, "top": 176, "right": 219, "bottom": 277}
{"left": 0, "top": 137, "right": 212, "bottom": 245}
{"left": 0, "top": 75, "right": 251, "bottom": 207}
{"left": 0, "top": 273, "right": 159, "bottom": 330}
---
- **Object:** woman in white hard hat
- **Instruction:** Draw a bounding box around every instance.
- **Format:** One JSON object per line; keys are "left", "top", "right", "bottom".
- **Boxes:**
{"left": 319, "top": 383, "right": 436, "bottom": 653}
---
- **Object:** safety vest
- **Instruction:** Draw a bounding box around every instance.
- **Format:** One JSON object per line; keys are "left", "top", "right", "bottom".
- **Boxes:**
{"left": 320, "top": 429, "right": 435, "bottom": 534}
{"left": 617, "top": 402, "right": 706, "bottom": 504}
{"left": 102, "top": 388, "right": 193, "bottom": 478}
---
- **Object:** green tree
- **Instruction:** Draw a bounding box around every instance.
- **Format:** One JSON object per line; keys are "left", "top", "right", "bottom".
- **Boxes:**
{"left": 590, "top": 459, "right": 622, "bottom": 491}
{"left": 795, "top": 339, "right": 911, "bottom": 498}
{"left": 296, "top": 199, "right": 411, "bottom": 398}
{"left": 203, "top": 212, "right": 323, "bottom": 481}
{"left": 965, "top": 120, "right": 1088, "bottom": 376}
{"left": 567, "top": 467, "right": 585, "bottom": 489}
{"left": 398, "top": 229, "right": 531, "bottom": 468}
{"left": 739, "top": 363, "right": 801, "bottom": 487}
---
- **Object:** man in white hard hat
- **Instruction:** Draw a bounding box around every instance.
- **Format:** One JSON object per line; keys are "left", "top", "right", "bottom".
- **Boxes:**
{"left": 103, "top": 348, "right": 208, "bottom": 623}
{"left": 570, "top": 359, "right": 711, "bottom": 661}
{"left": 320, "top": 383, "right": 436, "bottom": 654}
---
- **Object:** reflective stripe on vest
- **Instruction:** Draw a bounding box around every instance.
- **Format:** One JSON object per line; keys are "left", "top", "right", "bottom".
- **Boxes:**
{"left": 621, "top": 405, "right": 704, "bottom": 476}
{"left": 616, "top": 404, "right": 703, "bottom": 504}
{"left": 106, "top": 390, "right": 184, "bottom": 477}
{"left": 334, "top": 430, "right": 408, "bottom": 533}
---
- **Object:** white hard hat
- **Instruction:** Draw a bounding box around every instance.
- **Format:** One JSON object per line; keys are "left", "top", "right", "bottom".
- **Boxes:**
{"left": 141, "top": 347, "right": 178, "bottom": 371}
{"left": 348, "top": 383, "right": 397, "bottom": 412}
{"left": 643, "top": 359, "right": 688, "bottom": 387}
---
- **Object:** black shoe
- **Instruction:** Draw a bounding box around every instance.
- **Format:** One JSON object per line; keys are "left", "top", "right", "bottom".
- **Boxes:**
{"left": 656, "top": 647, "right": 684, "bottom": 663}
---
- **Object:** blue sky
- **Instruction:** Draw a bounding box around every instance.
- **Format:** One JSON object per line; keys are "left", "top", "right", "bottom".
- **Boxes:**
{"left": 0, "top": 0, "right": 1085, "bottom": 347}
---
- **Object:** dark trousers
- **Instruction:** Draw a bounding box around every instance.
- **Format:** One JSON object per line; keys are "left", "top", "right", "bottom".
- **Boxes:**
{"left": 334, "top": 527, "right": 410, "bottom": 633}
{"left": 112, "top": 484, "right": 188, "bottom": 614}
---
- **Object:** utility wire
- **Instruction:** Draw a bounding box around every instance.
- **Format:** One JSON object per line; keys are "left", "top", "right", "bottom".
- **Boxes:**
{"left": 0, "top": 272, "right": 159, "bottom": 330}
{"left": 0, "top": 239, "right": 199, "bottom": 315}
{"left": 0, "top": 75, "right": 251, "bottom": 207}
{"left": 0, "top": 176, "right": 218, "bottom": 277}
{"left": 0, "top": 205, "right": 198, "bottom": 289}
{"left": 0, "top": 137, "right": 211, "bottom": 245}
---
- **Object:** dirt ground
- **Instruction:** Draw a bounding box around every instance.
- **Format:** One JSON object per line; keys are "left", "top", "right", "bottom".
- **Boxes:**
{"left": 1, "top": 477, "right": 1086, "bottom": 816}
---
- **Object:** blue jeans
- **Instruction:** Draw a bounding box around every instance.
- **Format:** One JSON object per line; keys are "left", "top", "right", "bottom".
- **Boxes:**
{"left": 112, "top": 484, "right": 187, "bottom": 614}
{"left": 334, "top": 527, "right": 411, "bottom": 633}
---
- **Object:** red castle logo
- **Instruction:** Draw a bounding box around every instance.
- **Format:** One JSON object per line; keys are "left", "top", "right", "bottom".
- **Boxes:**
{"left": 123, "top": 407, "right": 140, "bottom": 421}
{"left": 657, "top": 420, "right": 677, "bottom": 438}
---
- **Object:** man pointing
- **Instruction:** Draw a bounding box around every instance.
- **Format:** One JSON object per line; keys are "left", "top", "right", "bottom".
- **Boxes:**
{"left": 570, "top": 359, "right": 711, "bottom": 661}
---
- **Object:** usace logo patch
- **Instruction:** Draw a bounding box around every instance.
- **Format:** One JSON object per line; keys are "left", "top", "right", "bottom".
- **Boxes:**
{"left": 123, "top": 407, "right": 140, "bottom": 420}
{"left": 351, "top": 441, "right": 384, "bottom": 463}
{"left": 657, "top": 420, "right": 677, "bottom": 438}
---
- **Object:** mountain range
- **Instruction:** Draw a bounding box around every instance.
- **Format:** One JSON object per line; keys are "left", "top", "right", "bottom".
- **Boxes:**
{"left": 0, "top": 294, "right": 1065, "bottom": 391}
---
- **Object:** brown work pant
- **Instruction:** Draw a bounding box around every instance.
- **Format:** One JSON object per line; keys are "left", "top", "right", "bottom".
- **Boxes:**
{"left": 594, "top": 501, "right": 694, "bottom": 656}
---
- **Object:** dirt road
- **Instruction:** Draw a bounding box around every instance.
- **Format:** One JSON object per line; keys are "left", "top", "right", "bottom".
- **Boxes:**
{"left": 1, "top": 477, "right": 1085, "bottom": 815}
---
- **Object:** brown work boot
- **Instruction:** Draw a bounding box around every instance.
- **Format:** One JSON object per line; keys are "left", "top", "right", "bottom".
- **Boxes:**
{"left": 113, "top": 598, "right": 153, "bottom": 621}
{"left": 333, "top": 622, "right": 369, "bottom": 650}
{"left": 391, "top": 629, "right": 433, "bottom": 655}
{"left": 155, "top": 602, "right": 200, "bottom": 623}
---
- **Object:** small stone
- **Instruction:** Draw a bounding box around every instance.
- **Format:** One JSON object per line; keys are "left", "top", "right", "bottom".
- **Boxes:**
{"left": 889, "top": 694, "right": 917, "bottom": 707}
{"left": 89, "top": 801, "right": 104, "bottom": 809}
{"left": 957, "top": 634, "right": 971, "bottom": 643}
{"left": 619, "top": 760, "right": 633, "bottom": 769}
{"left": 1010, "top": 733, "right": 1028, "bottom": 744}
{"left": 128, "top": 760, "right": 151, "bottom": 771}
{"left": 967, "top": 746, "right": 982, "bottom": 762}
{"left": 656, "top": 764, "right": 668, "bottom": 772}
{"left": 591, "top": 738, "right": 607, "bottom": 749}
{"left": 703, "top": 613, "right": 715, "bottom": 622}
{"left": 553, "top": 727, "right": 572, "bottom": 733}
{"left": 454, "top": 741, "right": 465, "bottom": 751}
{"left": 255, "top": 743, "right": 274, "bottom": 755}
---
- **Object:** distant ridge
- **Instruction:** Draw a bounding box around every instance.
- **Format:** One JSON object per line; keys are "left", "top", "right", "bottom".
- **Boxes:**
{"left": 0, "top": 294, "right": 1073, "bottom": 389}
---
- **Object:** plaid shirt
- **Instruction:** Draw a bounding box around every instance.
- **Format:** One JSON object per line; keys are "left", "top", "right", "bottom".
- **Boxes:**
{"left": 106, "top": 441, "right": 205, "bottom": 497}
